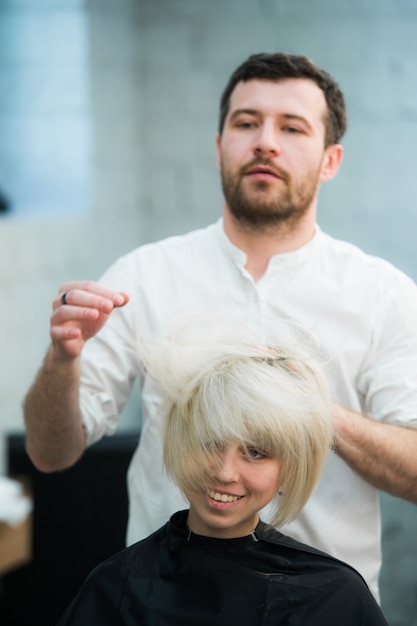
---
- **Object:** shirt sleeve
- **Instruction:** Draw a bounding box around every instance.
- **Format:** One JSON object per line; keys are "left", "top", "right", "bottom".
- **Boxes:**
{"left": 359, "top": 269, "right": 417, "bottom": 426}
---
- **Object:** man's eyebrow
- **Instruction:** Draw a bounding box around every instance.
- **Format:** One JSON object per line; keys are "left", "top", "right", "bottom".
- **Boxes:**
{"left": 282, "top": 113, "right": 313, "bottom": 130}
{"left": 228, "top": 108, "right": 261, "bottom": 122}
{"left": 228, "top": 109, "right": 314, "bottom": 131}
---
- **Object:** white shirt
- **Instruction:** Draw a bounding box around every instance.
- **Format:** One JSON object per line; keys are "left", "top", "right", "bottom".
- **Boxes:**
{"left": 80, "top": 220, "right": 417, "bottom": 599}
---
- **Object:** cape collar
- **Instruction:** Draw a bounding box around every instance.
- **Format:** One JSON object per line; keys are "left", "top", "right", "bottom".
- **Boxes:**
{"left": 167, "top": 510, "right": 263, "bottom": 552}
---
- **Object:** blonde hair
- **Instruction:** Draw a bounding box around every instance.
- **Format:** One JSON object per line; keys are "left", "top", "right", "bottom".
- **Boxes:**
{"left": 142, "top": 315, "right": 333, "bottom": 528}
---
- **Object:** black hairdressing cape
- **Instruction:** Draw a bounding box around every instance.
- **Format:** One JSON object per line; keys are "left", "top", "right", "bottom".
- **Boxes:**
{"left": 58, "top": 510, "right": 388, "bottom": 625}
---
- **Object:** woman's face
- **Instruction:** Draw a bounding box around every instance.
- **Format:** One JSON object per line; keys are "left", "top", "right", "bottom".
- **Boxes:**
{"left": 184, "top": 440, "right": 282, "bottom": 539}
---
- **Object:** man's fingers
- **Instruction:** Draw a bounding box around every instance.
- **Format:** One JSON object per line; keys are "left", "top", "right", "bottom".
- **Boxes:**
{"left": 52, "top": 304, "right": 101, "bottom": 324}
{"left": 113, "top": 292, "right": 129, "bottom": 307}
{"left": 50, "top": 282, "right": 130, "bottom": 357}
{"left": 54, "top": 284, "right": 129, "bottom": 312}
{"left": 50, "top": 325, "right": 82, "bottom": 342}
{"left": 54, "top": 291, "right": 114, "bottom": 314}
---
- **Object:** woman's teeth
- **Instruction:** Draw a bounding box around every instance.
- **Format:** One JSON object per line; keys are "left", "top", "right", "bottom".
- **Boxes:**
{"left": 208, "top": 489, "right": 240, "bottom": 502}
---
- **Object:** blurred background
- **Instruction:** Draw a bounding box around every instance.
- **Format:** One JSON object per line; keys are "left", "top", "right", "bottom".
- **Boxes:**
{"left": 0, "top": 0, "right": 416, "bottom": 624}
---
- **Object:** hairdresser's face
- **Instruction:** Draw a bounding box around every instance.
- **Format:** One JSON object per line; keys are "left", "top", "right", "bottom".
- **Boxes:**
{"left": 216, "top": 78, "right": 340, "bottom": 230}
{"left": 185, "top": 441, "right": 281, "bottom": 539}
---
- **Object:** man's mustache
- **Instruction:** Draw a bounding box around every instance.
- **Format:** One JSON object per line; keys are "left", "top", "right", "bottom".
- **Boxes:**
{"left": 240, "top": 158, "right": 290, "bottom": 184}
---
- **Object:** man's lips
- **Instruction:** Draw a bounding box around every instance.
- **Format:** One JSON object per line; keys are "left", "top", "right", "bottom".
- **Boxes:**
{"left": 245, "top": 165, "right": 281, "bottom": 179}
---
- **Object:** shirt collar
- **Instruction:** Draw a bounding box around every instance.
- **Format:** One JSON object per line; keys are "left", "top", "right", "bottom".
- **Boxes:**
{"left": 215, "top": 218, "right": 321, "bottom": 273}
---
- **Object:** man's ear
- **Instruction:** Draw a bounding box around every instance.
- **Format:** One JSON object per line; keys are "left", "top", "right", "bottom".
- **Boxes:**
{"left": 320, "top": 143, "right": 344, "bottom": 182}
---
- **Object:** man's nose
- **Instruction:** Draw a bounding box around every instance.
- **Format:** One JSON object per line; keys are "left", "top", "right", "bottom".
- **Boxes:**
{"left": 254, "top": 122, "right": 281, "bottom": 157}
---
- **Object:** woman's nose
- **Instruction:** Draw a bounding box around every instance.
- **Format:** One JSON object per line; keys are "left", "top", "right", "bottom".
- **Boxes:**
{"left": 214, "top": 446, "right": 240, "bottom": 484}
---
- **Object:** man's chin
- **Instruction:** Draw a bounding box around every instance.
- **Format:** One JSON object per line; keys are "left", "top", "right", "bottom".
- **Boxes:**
{"left": 230, "top": 205, "right": 295, "bottom": 224}
{"left": 228, "top": 204, "right": 308, "bottom": 234}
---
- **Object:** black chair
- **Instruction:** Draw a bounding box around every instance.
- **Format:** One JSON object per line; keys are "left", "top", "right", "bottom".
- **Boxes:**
{"left": 0, "top": 432, "right": 139, "bottom": 626}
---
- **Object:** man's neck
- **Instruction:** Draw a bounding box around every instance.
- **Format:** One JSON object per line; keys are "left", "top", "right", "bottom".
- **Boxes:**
{"left": 223, "top": 207, "right": 316, "bottom": 281}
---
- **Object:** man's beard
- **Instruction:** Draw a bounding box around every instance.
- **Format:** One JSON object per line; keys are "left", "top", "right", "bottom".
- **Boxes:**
{"left": 221, "top": 158, "right": 321, "bottom": 233}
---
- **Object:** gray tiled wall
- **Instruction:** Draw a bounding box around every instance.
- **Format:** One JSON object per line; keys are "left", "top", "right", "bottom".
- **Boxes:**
{"left": 1, "top": 1, "right": 416, "bottom": 623}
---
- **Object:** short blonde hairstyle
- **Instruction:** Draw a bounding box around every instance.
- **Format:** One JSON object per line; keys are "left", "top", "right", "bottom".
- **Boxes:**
{"left": 143, "top": 315, "right": 333, "bottom": 528}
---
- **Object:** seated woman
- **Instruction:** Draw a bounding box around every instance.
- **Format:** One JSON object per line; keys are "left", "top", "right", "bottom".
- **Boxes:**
{"left": 58, "top": 317, "right": 388, "bottom": 625}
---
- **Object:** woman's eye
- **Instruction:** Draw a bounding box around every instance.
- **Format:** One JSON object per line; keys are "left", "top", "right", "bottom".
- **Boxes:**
{"left": 247, "top": 448, "right": 267, "bottom": 460}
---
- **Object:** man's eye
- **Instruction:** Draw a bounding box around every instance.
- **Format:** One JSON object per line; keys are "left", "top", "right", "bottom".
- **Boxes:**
{"left": 236, "top": 121, "right": 256, "bottom": 129}
{"left": 284, "top": 126, "right": 302, "bottom": 134}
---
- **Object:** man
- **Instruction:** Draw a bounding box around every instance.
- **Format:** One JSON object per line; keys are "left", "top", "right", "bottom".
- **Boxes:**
{"left": 23, "top": 53, "right": 417, "bottom": 600}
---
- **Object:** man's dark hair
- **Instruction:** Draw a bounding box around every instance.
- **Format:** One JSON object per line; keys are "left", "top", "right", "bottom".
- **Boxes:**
{"left": 218, "top": 52, "right": 347, "bottom": 147}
